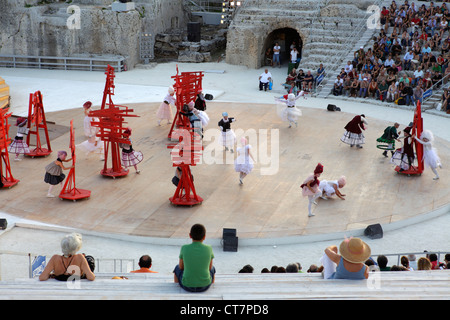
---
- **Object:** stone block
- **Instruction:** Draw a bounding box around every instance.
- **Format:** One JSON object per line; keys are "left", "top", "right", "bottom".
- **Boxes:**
{"left": 111, "top": 1, "right": 135, "bottom": 12}
{"left": 178, "top": 50, "right": 204, "bottom": 63}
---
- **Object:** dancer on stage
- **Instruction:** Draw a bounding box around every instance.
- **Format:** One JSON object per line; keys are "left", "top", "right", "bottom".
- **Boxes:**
{"left": 8, "top": 117, "right": 30, "bottom": 161}
{"left": 414, "top": 130, "right": 442, "bottom": 180}
{"left": 234, "top": 137, "right": 256, "bottom": 185}
{"left": 44, "top": 151, "right": 73, "bottom": 197}
{"left": 377, "top": 122, "right": 401, "bottom": 157}
{"left": 120, "top": 128, "right": 143, "bottom": 174}
{"left": 341, "top": 114, "right": 368, "bottom": 148}
{"left": 391, "top": 125, "right": 415, "bottom": 172}
{"left": 319, "top": 176, "right": 346, "bottom": 200}
{"left": 275, "top": 92, "right": 304, "bottom": 128}
{"left": 300, "top": 163, "right": 324, "bottom": 217}
{"left": 76, "top": 101, "right": 104, "bottom": 160}
{"left": 180, "top": 102, "right": 209, "bottom": 139}
{"left": 218, "top": 112, "right": 236, "bottom": 152}
{"left": 157, "top": 86, "right": 176, "bottom": 126}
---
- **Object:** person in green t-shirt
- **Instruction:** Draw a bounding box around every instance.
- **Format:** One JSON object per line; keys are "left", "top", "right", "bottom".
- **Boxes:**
{"left": 173, "top": 224, "right": 215, "bottom": 292}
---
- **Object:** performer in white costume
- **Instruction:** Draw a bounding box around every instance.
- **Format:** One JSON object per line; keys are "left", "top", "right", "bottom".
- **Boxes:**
{"left": 218, "top": 112, "right": 236, "bottom": 152}
{"left": 275, "top": 92, "right": 304, "bottom": 128}
{"left": 157, "top": 86, "right": 176, "bottom": 126}
{"left": 318, "top": 176, "right": 347, "bottom": 200}
{"left": 76, "top": 101, "right": 104, "bottom": 159}
{"left": 414, "top": 130, "right": 442, "bottom": 180}
{"left": 234, "top": 137, "right": 256, "bottom": 185}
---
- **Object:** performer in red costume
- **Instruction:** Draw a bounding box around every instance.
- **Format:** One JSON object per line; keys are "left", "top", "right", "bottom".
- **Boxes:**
{"left": 340, "top": 114, "right": 368, "bottom": 148}
{"left": 301, "top": 163, "right": 324, "bottom": 217}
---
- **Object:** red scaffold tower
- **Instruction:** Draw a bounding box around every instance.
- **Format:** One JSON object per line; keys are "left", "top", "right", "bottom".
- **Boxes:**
{"left": 0, "top": 107, "right": 19, "bottom": 188}
{"left": 89, "top": 65, "right": 139, "bottom": 178}
{"left": 167, "top": 67, "right": 204, "bottom": 206}
{"left": 25, "top": 91, "right": 52, "bottom": 158}
{"left": 395, "top": 101, "right": 424, "bottom": 176}
{"left": 59, "top": 120, "right": 91, "bottom": 201}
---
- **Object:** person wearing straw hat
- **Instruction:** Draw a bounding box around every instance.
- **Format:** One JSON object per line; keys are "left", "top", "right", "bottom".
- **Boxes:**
{"left": 321, "top": 237, "right": 371, "bottom": 280}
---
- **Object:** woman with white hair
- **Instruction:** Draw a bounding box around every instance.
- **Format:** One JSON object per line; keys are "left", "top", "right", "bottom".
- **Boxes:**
{"left": 39, "top": 233, "right": 95, "bottom": 281}
{"left": 414, "top": 130, "right": 442, "bottom": 180}
{"left": 157, "top": 86, "right": 176, "bottom": 126}
{"left": 275, "top": 92, "right": 304, "bottom": 128}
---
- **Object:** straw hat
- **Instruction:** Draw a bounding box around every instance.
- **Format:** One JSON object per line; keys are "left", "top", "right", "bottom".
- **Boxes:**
{"left": 339, "top": 237, "right": 371, "bottom": 263}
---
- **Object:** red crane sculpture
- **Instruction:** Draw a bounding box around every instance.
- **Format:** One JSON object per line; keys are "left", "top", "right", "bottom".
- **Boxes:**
{"left": 25, "top": 91, "right": 52, "bottom": 158}
{"left": 0, "top": 107, "right": 19, "bottom": 188}
{"left": 59, "top": 120, "right": 91, "bottom": 201}
{"left": 395, "top": 101, "right": 424, "bottom": 176}
{"left": 167, "top": 67, "right": 204, "bottom": 206}
{"left": 89, "top": 65, "right": 139, "bottom": 178}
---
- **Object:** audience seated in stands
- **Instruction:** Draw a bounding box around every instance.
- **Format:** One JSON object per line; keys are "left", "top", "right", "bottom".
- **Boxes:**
{"left": 130, "top": 255, "right": 158, "bottom": 273}
{"left": 377, "top": 255, "right": 391, "bottom": 271}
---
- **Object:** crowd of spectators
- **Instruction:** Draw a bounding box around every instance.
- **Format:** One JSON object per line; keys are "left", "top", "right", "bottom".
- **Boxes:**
{"left": 331, "top": 0, "right": 450, "bottom": 113}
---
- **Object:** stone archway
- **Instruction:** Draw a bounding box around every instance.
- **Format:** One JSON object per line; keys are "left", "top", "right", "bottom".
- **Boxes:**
{"left": 261, "top": 28, "right": 303, "bottom": 67}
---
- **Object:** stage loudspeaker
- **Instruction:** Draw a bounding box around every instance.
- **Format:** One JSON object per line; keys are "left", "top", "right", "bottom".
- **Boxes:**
{"left": 327, "top": 104, "right": 340, "bottom": 111}
{"left": 222, "top": 228, "right": 238, "bottom": 252}
{"left": 364, "top": 223, "right": 383, "bottom": 239}
{"left": 0, "top": 219, "right": 7, "bottom": 230}
{"left": 187, "top": 22, "right": 201, "bottom": 42}
{"left": 204, "top": 94, "right": 213, "bottom": 100}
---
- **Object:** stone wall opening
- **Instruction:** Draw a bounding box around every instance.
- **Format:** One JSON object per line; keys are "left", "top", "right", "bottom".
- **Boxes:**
{"left": 262, "top": 28, "right": 303, "bottom": 67}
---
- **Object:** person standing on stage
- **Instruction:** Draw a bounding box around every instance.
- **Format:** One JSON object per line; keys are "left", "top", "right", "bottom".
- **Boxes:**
{"left": 341, "top": 114, "right": 368, "bottom": 148}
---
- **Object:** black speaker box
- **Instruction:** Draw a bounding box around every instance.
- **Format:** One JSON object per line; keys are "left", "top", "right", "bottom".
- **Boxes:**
{"left": 187, "top": 22, "right": 201, "bottom": 42}
{"left": 204, "top": 94, "right": 213, "bottom": 100}
{"left": 0, "top": 219, "right": 7, "bottom": 230}
{"left": 223, "top": 228, "right": 238, "bottom": 252}
{"left": 364, "top": 223, "right": 383, "bottom": 239}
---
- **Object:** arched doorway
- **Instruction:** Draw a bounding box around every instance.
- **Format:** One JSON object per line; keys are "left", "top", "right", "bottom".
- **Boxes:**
{"left": 262, "top": 28, "right": 303, "bottom": 67}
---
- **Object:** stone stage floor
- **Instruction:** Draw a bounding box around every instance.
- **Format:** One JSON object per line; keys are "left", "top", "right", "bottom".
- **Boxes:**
{"left": 2, "top": 101, "right": 449, "bottom": 240}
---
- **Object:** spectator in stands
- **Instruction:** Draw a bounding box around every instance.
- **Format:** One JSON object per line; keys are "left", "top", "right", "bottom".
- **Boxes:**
{"left": 428, "top": 253, "right": 444, "bottom": 270}
{"left": 359, "top": 78, "right": 369, "bottom": 98}
{"left": 400, "top": 255, "right": 414, "bottom": 271}
{"left": 173, "top": 224, "right": 215, "bottom": 292}
{"left": 417, "top": 257, "right": 432, "bottom": 270}
{"left": 296, "top": 69, "right": 305, "bottom": 90}
{"left": 332, "top": 75, "right": 344, "bottom": 96}
{"left": 368, "top": 79, "right": 378, "bottom": 99}
{"left": 408, "top": 254, "right": 418, "bottom": 270}
{"left": 238, "top": 264, "right": 254, "bottom": 273}
{"left": 275, "top": 267, "right": 286, "bottom": 273}
{"left": 315, "top": 64, "right": 325, "bottom": 86}
{"left": 386, "top": 81, "right": 398, "bottom": 102}
{"left": 413, "top": 84, "right": 424, "bottom": 105}
{"left": 130, "top": 255, "right": 158, "bottom": 273}
{"left": 412, "top": 66, "right": 424, "bottom": 87}
{"left": 286, "top": 263, "right": 299, "bottom": 273}
{"left": 377, "top": 79, "right": 389, "bottom": 101}
{"left": 303, "top": 70, "right": 314, "bottom": 92}
{"left": 39, "top": 233, "right": 95, "bottom": 281}
{"left": 273, "top": 42, "right": 281, "bottom": 68}
{"left": 403, "top": 49, "right": 414, "bottom": 70}
{"left": 258, "top": 69, "right": 272, "bottom": 92}
{"left": 322, "top": 238, "right": 371, "bottom": 280}
{"left": 390, "top": 265, "right": 407, "bottom": 271}
{"left": 261, "top": 268, "right": 270, "bottom": 273}
{"left": 442, "top": 89, "right": 450, "bottom": 113}
{"left": 377, "top": 255, "right": 391, "bottom": 271}
{"left": 350, "top": 78, "right": 360, "bottom": 97}
{"left": 343, "top": 76, "right": 352, "bottom": 96}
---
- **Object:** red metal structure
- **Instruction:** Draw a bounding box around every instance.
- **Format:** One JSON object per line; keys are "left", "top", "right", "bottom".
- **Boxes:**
{"left": 167, "top": 67, "right": 204, "bottom": 206}
{"left": 395, "top": 101, "right": 424, "bottom": 176}
{"left": 89, "top": 65, "right": 139, "bottom": 178}
{"left": 59, "top": 120, "right": 91, "bottom": 201}
{"left": 25, "top": 91, "right": 52, "bottom": 158}
{"left": 0, "top": 107, "right": 19, "bottom": 188}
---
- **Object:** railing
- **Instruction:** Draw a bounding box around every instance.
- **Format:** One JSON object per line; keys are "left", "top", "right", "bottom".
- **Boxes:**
{"left": 0, "top": 55, "right": 126, "bottom": 72}
{"left": 422, "top": 72, "right": 450, "bottom": 105}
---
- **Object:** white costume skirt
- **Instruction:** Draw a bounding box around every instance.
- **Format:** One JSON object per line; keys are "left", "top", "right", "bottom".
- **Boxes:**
{"left": 122, "top": 150, "right": 144, "bottom": 167}
{"left": 318, "top": 180, "right": 336, "bottom": 197}
{"left": 76, "top": 138, "right": 104, "bottom": 154}
{"left": 234, "top": 159, "right": 254, "bottom": 175}
{"left": 156, "top": 102, "right": 173, "bottom": 120}
{"left": 220, "top": 130, "right": 236, "bottom": 147}
{"left": 277, "top": 103, "right": 302, "bottom": 122}
{"left": 196, "top": 111, "right": 209, "bottom": 127}
{"left": 391, "top": 148, "right": 414, "bottom": 170}
{"left": 341, "top": 131, "right": 365, "bottom": 145}
{"left": 8, "top": 138, "right": 30, "bottom": 154}
{"left": 423, "top": 148, "right": 441, "bottom": 169}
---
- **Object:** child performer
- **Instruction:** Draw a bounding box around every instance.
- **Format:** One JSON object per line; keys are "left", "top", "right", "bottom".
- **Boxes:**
{"left": 156, "top": 86, "right": 176, "bottom": 126}
{"left": 377, "top": 122, "right": 400, "bottom": 157}
{"left": 8, "top": 117, "right": 30, "bottom": 161}
{"left": 414, "top": 130, "right": 442, "bottom": 180}
{"left": 275, "top": 92, "right": 304, "bottom": 128}
{"left": 120, "top": 128, "right": 143, "bottom": 174}
{"left": 341, "top": 114, "right": 368, "bottom": 148}
{"left": 234, "top": 137, "right": 256, "bottom": 185}
{"left": 300, "top": 163, "right": 324, "bottom": 217}
{"left": 391, "top": 125, "right": 415, "bottom": 172}
{"left": 44, "top": 151, "right": 73, "bottom": 197}
{"left": 218, "top": 112, "right": 236, "bottom": 152}
{"left": 76, "top": 101, "right": 104, "bottom": 160}
{"left": 318, "top": 176, "right": 346, "bottom": 200}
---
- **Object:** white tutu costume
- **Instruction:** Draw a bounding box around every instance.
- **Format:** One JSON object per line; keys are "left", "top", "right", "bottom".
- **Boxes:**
{"left": 156, "top": 87, "right": 176, "bottom": 122}
{"left": 319, "top": 180, "right": 339, "bottom": 197}
{"left": 275, "top": 92, "right": 303, "bottom": 127}
{"left": 8, "top": 118, "right": 30, "bottom": 156}
{"left": 234, "top": 144, "right": 254, "bottom": 175}
{"left": 76, "top": 115, "right": 104, "bottom": 155}
{"left": 414, "top": 130, "right": 442, "bottom": 179}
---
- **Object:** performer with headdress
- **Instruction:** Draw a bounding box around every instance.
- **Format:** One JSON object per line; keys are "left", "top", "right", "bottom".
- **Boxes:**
{"left": 414, "top": 130, "right": 442, "bottom": 180}
{"left": 157, "top": 86, "right": 176, "bottom": 126}
{"left": 234, "top": 137, "right": 256, "bottom": 185}
{"left": 218, "top": 112, "right": 236, "bottom": 152}
{"left": 377, "top": 122, "right": 401, "bottom": 157}
{"left": 8, "top": 117, "right": 30, "bottom": 161}
{"left": 341, "top": 114, "right": 368, "bottom": 148}
{"left": 300, "top": 163, "right": 324, "bottom": 217}
{"left": 319, "top": 176, "right": 347, "bottom": 200}
{"left": 120, "top": 127, "right": 143, "bottom": 174}
{"left": 275, "top": 92, "right": 304, "bottom": 128}
{"left": 76, "top": 101, "right": 104, "bottom": 160}
{"left": 391, "top": 125, "right": 415, "bottom": 171}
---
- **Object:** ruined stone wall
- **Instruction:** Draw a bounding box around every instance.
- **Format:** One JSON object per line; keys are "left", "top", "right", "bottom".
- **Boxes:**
{"left": 0, "top": 0, "right": 188, "bottom": 69}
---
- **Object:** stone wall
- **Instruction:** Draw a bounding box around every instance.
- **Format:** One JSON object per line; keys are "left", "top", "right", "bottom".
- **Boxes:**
{"left": 0, "top": 0, "right": 188, "bottom": 69}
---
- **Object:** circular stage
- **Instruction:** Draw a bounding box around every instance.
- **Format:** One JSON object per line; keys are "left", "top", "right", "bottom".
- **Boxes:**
{"left": 3, "top": 102, "right": 450, "bottom": 240}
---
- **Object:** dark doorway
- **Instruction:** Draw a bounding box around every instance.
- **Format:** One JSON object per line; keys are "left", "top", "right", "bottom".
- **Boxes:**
{"left": 262, "top": 28, "right": 302, "bottom": 67}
